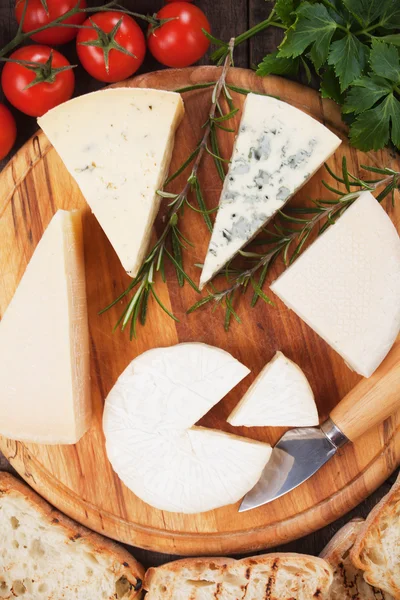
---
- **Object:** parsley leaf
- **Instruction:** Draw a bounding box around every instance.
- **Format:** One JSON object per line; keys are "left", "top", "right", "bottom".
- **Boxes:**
{"left": 274, "top": 0, "right": 298, "bottom": 27}
{"left": 256, "top": 52, "right": 300, "bottom": 77}
{"left": 320, "top": 67, "right": 345, "bottom": 104}
{"left": 370, "top": 39, "right": 400, "bottom": 83}
{"left": 380, "top": 1, "right": 400, "bottom": 28}
{"left": 343, "top": 75, "right": 393, "bottom": 114}
{"left": 379, "top": 34, "right": 400, "bottom": 46}
{"left": 349, "top": 93, "right": 400, "bottom": 150}
{"left": 342, "top": 0, "right": 383, "bottom": 27}
{"left": 278, "top": 2, "right": 337, "bottom": 70}
{"left": 328, "top": 34, "right": 369, "bottom": 91}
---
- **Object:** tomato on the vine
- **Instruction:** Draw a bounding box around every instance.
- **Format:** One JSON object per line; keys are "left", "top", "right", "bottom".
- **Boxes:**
{"left": 15, "top": 0, "right": 87, "bottom": 46}
{"left": 148, "top": 3, "right": 210, "bottom": 68}
{"left": 1, "top": 46, "right": 75, "bottom": 117}
{"left": 76, "top": 12, "right": 146, "bottom": 83}
{"left": 0, "top": 104, "right": 17, "bottom": 161}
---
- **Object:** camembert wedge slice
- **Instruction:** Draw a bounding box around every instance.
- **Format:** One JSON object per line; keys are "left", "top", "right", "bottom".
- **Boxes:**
{"left": 228, "top": 351, "right": 319, "bottom": 427}
{"left": 270, "top": 192, "right": 400, "bottom": 378}
{"left": 103, "top": 343, "right": 272, "bottom": 514}
{"left": 200, "top": 93, "right": 341, "bottom": 289}
{"left": 0, "top": 210, "right": 91, "bottom": 444}
{"left": 38, "top": 88, "right": 184, "bottom": 277}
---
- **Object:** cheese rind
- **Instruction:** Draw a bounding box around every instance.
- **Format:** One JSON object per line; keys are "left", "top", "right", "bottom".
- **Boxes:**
{"left": 0, "top": 210, "right": 91, "bottom": 444}
{"left": 103, "top": 343, "right": 272, "bottom": 514}
{"left": 270, "top": 192, "right": 400, "bottom": 378}
{"left": 38, "top": 88, "right": 184, "bottom": 277}
{"left": 228, "top": 351, "right": 319, "bottom": 427}
{"left": 200, "top": 93, "right": 341, "bottom": 289}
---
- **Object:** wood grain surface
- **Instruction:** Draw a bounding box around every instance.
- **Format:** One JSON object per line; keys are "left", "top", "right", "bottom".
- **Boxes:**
{"left": 0, "top": 66, "right": 399, "bottom": 557}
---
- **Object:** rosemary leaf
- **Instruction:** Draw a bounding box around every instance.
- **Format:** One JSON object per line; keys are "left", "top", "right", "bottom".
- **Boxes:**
{"left": 250, "top": 278, "right": 274, "bottom": 306}
{"left": 187, "top": 295, "right": 215, "bottom": 314}
{"left": 171, "top": 228, "right": 184, "bottom": 287}
{"left": 150, "top": 286, "right": 179, "bottom": 322}
{"left": 210, "top": 127, "right": 226, "bottom": 182}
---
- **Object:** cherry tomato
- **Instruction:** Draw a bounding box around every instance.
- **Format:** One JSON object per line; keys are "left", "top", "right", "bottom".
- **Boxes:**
{"left": 76, "top": 12, "right": 146, "bottom": 83}
{"left": 165, "top": 0, "right": 194, "bottom": 2}
{"left": 1, "top": 46, "right": 75, "bottom": 117}
{"left": 0, "top": 104, "right": 17, "bottom": 160}
{"left": 148, "top": 3, "right": 210, "bottom": 68}
{"left": 15, "top": 0, "right": 87, "bottom": 45}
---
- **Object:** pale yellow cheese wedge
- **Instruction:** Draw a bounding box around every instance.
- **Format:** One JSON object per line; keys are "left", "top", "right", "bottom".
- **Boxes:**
{"left": 0, "top": 210, "right": 91, "bottom": 444}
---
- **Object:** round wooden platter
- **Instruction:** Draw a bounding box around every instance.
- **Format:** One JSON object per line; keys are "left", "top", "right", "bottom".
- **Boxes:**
{"left": 0, "top": 66, "right": 399, "bottom": 556}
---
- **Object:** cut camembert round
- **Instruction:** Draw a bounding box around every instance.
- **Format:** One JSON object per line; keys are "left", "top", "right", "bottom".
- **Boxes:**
{"left": 103, "top": 343, "right": 272, "bottom": 514}
{"left": 228, "top": 351, "right": 319, "bottom": 427}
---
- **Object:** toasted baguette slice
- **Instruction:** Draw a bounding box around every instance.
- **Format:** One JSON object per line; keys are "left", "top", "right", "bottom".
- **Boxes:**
{"left": 0, "top": 473, "right": 144, "bottom": 599}
{"left": 320, "top": 519, "right": 393, "bottom": 599}
{"left": 351, "top": 474, "right": 400, "bottom": 599}
{"left": 144, "top": 553, "right": 333, "bottom": 599}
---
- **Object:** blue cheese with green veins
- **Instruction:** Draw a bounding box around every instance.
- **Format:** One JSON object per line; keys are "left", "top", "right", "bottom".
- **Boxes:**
{"left": 270, "top": 192, "right": 400, "bottom": 378}
{"left": 38, "top": 88, "right": 184, "bottom": 277}
{"left": 200, "top": 93, "right": 341, "bottom": 289}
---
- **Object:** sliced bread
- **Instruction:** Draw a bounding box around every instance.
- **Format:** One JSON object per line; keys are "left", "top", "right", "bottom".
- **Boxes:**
{"left": 0, "top": 473, "right": 144, "bottom": 599}
{"left": 320, "top": 519, "right": 393, "bottom": 599}
{"left": 144, "top": 553, "right": 333, "bottom": 599}
{"left": 351, "top": 474, "right": 400, "bottom": 598}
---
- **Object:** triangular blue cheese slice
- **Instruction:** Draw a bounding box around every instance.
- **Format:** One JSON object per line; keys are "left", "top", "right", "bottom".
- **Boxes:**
{"left": 38, "top": 88, "right": 184, "bottom": 277}
{"left": 200, "top": 94, "right": 341, "bottom": 289}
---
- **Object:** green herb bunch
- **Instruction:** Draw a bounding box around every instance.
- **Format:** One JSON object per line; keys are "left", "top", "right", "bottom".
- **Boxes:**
{"left": 211, "top": 0, "right": 400, "bottom": 152}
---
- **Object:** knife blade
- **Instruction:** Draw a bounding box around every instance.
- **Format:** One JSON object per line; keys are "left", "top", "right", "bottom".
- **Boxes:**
{"left": 239, "top": 419, "right": 348, "bottom": 512}
{"left": 239, "top": 340, "right": 400, "bottom": 513}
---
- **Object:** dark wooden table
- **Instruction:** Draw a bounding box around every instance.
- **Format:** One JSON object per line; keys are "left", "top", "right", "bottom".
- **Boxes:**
{"left": 0, "top": 0, "right": 398, "bottom": 570}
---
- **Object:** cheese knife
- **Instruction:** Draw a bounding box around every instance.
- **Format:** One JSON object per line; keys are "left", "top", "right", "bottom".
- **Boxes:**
{"left": 239, "top": 340, "right": 400, "bottom": 512}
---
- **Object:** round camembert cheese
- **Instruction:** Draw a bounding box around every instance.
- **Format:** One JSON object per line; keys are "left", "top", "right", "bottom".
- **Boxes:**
{"left": 103, "top": 343, "right": 272, "bottom": 514}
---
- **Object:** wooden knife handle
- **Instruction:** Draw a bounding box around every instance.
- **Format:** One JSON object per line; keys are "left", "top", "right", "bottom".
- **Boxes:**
{"left": 329, "top": 339, "right": 400, "bottom": 442}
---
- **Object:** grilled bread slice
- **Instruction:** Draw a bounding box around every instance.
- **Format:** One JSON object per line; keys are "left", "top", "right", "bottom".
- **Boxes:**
{"left": 320, "top": 519, "right": 393, "bottom": 599}
{"left": 144, "top": 553, "right": 333, "bottom": 599}
{"left": 351, "top": 474, "right": 400, "bottom": 599}
{"left": 0, "top": 473, "right": 144, "bottom": 599}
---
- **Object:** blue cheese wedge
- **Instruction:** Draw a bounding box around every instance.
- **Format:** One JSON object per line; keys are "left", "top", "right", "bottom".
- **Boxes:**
{"left": 200, "top": 94, "right": 341, "bottom": 289}
{"left": 38, "top": 88, "right": 184, "bottom": 277}
{"left": 270, "top": 192, "right": 400, "bottom": 378}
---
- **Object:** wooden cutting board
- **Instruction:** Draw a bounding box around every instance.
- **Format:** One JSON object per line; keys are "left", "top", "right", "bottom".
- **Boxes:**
{"left": 0, "top": 66, "right": 399, "bottom": 556}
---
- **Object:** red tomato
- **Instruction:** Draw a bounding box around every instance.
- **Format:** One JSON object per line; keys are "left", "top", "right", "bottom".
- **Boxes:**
{"left": 76, "top": 12, "right": 146, "bottom": 83}
{"left": 165, "top": 0, "right": 194, "bottom": 2}
{"left": 148, "top": 3, "right": 210, "bottom": 68}
{"left": 15, "top": 0, "right": 87, "bottom": 45}
{"left": 0, "top": 104, "right": 17, "bottom": 160}
{"left": 1, "top": 46, "right": 75, "bottom": 117}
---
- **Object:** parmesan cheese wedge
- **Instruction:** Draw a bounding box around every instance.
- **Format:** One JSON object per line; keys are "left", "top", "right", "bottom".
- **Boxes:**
{"left": 228, "top": 351, "right": 319, "bottom": 427}
{"left": 0, "top": 210, "right": 91, "bottom": 444}
{"left": 38, "top": 88, "right": 184, "bottom": 277}
{"left": 270, "top": 192, "right": 400, "bottom": 377}
{"left": 103, "top": 343, "right": 272, "bottom": 514}
{"left": 200, "top": 93, "right": 341, "bottom": 289}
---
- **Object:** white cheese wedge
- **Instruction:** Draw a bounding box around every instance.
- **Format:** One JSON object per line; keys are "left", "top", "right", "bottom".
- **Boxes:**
{"left": 270, "top": 192, "right": 400, "bottom": 378}
{"left": 0, "top": 210, "right": 91, "bottom": 444}
{"left": 227, "top": 351, "right": 319, "bottom": 427}
{"left": 38, "top": 88, "right": 184, "bottom": 277}
{"left": 103, "top": 343, "right": 272, "bottom": 514}
{"left": 200, "top": 93, "right": 341, "bottom": 289}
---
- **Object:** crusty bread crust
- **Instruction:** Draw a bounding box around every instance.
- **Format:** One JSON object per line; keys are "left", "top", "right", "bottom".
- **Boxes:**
{"left": 145, "top": 552, "right": 333, "bottom": 599}
{"left": 320, "top": 519, "right": 364, "bottom": 562}
{"left": 0, "top": 472, "right": 144, "bottom": 599}
{"left": 351, "top": 473, "right": 400, "bottom": 598}
{"left": 321, "top": 519, "right": 393, "bottom": 600}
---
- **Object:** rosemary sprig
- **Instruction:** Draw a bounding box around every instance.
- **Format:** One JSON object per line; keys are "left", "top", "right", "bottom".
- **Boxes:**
{"left": 189, "top": 160, "right": 400, "bottom": 330}
{"left": 101, "top": 38, "right": 236, "bottom": 338}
